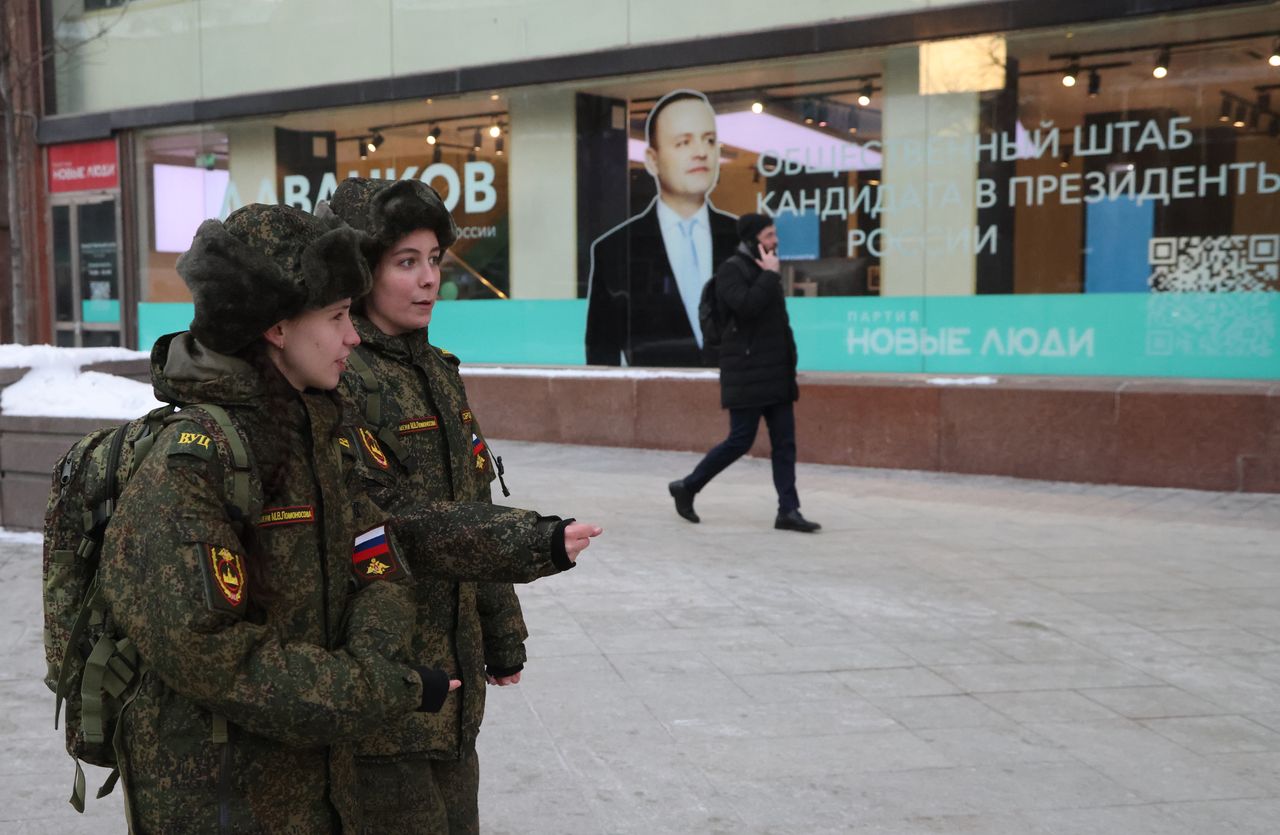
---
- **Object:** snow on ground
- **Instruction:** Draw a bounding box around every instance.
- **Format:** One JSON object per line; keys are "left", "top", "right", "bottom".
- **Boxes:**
{"left": 0, "top": 343, "right": 158, "bottom": 419}
{"left": 0, "top": 527, "right": 43, "bottom": 545}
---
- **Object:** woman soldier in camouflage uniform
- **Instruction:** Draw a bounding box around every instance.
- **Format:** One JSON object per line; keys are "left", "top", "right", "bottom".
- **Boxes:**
{"left": 329, "top": 178, "right": 602, "bottom": 834}
{"left": 98, "top": 204, "right": 582, "bottom": 833}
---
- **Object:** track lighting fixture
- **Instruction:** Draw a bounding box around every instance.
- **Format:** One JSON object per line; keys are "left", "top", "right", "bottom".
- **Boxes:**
{"left": 427, "top": 126, "right": 441, "bottom": 145}
{"left": 1087, "top": 69, "right": 1101, "bottom": 97}
{"left": 1062, "top": 62, "right": 1078, "bottom": 88}
{"left": 1152, "top": 47, "right": 1170, "bottom": 79}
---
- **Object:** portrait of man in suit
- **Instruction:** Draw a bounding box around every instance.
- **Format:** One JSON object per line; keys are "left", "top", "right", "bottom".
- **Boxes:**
{"left": 585, "top": 89, "right": 740, "bottom": 366}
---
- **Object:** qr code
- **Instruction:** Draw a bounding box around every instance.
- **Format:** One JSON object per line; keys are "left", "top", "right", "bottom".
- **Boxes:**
{"left": 1145, "top": 291, "right": 1275, "bottom": 358}
{"left": 1147, "top": 234, "right": 1279, "bottom": 292}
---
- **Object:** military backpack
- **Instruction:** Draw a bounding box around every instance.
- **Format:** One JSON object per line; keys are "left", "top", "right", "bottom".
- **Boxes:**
{"left": 42, "top": 403, "right": 255, "bottom": 812}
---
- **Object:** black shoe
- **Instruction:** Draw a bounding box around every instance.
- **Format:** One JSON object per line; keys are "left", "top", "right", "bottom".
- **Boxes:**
{"left": 668, "top": 480, "right": 700, "bottom": 523}
{"left": 775, "top": 509, "right": 820, "bottom": 532}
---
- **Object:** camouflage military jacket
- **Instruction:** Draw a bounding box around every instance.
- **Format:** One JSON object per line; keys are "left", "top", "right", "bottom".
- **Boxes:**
{"left": 100, "top": 333, "right": 430, "bottom": 835}
{"left": 338, "top": 315, "right": 533, "bottom": 759}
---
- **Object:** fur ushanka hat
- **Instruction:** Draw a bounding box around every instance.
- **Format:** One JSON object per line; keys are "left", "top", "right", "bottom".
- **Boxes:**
{"left": 176, "top": 203, "right": 372, "bottom": 354}
{"left": 327, "top": 177, "right": 459, "bottom": 266}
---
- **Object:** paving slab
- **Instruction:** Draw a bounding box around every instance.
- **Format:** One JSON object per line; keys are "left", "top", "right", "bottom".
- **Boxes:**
{"left": 3, "top": 440, "right": 1279, "bottom": 833}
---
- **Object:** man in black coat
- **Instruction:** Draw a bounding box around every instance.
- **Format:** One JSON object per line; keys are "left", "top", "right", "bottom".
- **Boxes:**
{"left": 584, "top": 90, "right": 739, "bottom": 366}
{"left": 668, "top": 214, "right": 821, "bottom": 533}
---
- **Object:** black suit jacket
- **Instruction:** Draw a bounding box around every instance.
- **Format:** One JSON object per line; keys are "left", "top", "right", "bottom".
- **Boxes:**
{"left": 585, "top": 200, "right": 739, "bottom": 367}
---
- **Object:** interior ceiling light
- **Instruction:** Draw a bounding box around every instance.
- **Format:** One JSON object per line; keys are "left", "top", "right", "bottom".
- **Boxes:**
{"left": 367, "top": 132, "right": 385, "bottom": 153}
{"left": 857, "top": 84, "right": 872, "bottom": 107}
{"left": 1233, "top": 102, "right": 1248, "bottom": 128}
{"left": 432, "top": 144, "right": 443, "bottom": 164}
{"left": 1153, "top": 47, "right": 1170, "bottom": 79}
{"left": 1270, "top": 38, "right": 1280, "bottom": 67}
{"left": 359, "top": 139, "right": 368, "bottom": 160}
{"left": 427, "top": 126, "right": 441, "bottom": 145}
{"left": 472, "top": 128, "right": 482, "bottom": 150}
{"left": 495, "top": 135, "right": 505, "bottom": 156}
{"left": 1087, "top": 69, "right": 1101, "bottom": 97}
{"left": 1062, "top": 62, "right": 1079, "bottom": 88}
{"left": 488, "top": 123, "right": 502, "bottom": 138}
{"left": 1219, "top": 96, "right": 1233, "bottom": 122}
{"left": 751, "top": 101, "right": 764, "bottom": 114}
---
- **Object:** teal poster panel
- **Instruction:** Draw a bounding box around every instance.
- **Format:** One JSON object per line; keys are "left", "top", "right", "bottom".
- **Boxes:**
{"left": 138, "top": 294, "right": 1278, "bottom": 380}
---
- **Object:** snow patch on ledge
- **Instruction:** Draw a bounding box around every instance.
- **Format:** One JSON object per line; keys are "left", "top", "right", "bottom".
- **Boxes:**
{"left": 460, "top": 366, "right": 720, "bottom": 381}
{"left": 0, "top": 344, "right": 146, "bottom": 369}
{"left": 0, "top": 343, "right": 158, "bottom": 419}
{"left": 925, "top": 376, "right": 999, "bottom": 386}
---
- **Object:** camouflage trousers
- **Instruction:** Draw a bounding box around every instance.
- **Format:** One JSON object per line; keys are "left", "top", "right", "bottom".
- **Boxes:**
{"left": 355, "top": 746, "right": 479, "bottom": 834}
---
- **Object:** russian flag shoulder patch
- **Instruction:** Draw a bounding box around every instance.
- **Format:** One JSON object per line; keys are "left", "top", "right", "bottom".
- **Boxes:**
{"left": 351, "top": 525, "right": 408, "bottom": 585}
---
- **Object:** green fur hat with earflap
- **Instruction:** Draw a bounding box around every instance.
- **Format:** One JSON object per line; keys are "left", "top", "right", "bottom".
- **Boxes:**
{"left": 176, "top": 203, "right": 372, "bottom": 354}
{"left": 327, "top": 177, "right": 458, "bottom": 267}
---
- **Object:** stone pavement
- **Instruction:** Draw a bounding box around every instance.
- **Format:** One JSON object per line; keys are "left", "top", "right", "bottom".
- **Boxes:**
{"left": 3, "top": 440, "right": 1279, "bottom": 834}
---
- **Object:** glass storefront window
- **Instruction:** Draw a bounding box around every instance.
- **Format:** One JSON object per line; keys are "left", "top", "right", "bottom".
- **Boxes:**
{"left": 125, "top": 3, "right": 1278, "bottom": 378}
{"left": 135, "top": 95, "right": 512, "bottom": 345}
{"left": 570, "top": 4, "right": 1279, "bottom": 377}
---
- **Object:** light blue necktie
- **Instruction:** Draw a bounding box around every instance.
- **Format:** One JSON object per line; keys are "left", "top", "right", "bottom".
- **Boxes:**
{"left": 679, "top": 217, "right": 700, "bottom": 279}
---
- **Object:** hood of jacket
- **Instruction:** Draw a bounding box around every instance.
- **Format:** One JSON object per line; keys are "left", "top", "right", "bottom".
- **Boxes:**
{"left": 150, "top": 331, "right": 270, "bottom": 408}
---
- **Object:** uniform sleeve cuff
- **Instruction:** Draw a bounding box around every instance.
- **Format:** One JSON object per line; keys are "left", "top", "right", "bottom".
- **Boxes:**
{"left": 486, "top": 662, "right": 525, "bottom": 679}
{"left": 549, "top": 517, "right": 576, "bottom": 571}
{"left": 414, "top": 667, "right": 451, "bottom": 713}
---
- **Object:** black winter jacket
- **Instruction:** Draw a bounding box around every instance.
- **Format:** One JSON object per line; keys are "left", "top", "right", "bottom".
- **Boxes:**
{"left": 714, "top": 244, "right": 799, "bottom": 409}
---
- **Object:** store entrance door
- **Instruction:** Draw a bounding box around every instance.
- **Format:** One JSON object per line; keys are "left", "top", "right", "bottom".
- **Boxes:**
{"left": 51, "top": 194, "right": 125, "bottom": 347}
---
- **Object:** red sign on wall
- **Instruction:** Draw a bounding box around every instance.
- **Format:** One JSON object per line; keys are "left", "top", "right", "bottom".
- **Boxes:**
{"left": 48, "top": 139, "right": 119, "bottom": 193}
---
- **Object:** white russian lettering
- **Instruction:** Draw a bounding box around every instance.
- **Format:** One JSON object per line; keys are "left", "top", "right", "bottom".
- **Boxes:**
{"left": 1137, "top": 168, "right": 1170, "bottom": 205}
{"left": 463, "top": 162, "right": 497, "bottom": 213}
{"left": 420, "top": 164, "right": 461, "bottom": 211}
{"left": 976, "top": 178, "right": 998, "bottom": 209}
{"left": 1258, "top": 163, "right": 1280, "bottom": 194}
{"left": 282, "top": 175, "right": 313, "bottom": 212}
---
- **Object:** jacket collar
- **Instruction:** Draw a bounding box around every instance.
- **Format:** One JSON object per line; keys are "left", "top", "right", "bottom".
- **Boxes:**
{"left": 353, "top": 314, "right": 431, "bottom": 363}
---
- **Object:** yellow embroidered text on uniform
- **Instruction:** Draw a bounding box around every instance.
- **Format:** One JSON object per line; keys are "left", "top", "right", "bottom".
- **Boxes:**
{"left": 179, "top": 432, "right": 212, "bottom": 449}
{"left": 397, "top": 417, "right": 439, "bottom": 434}
{"left": 257, "top": 506, "right": 316, "bottom": 527}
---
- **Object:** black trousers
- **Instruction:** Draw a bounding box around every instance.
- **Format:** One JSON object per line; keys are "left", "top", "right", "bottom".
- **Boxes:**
{"left": 684, "top": 401, "right": 799, "bottom": 513}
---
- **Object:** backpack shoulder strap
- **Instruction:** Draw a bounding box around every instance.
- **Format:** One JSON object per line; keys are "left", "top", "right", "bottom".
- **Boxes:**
{"left": 346, "top": 347, "right": 413, "bottom": 471}
{"left": 167, "top": 404, "right": 258, "bottom": 534}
